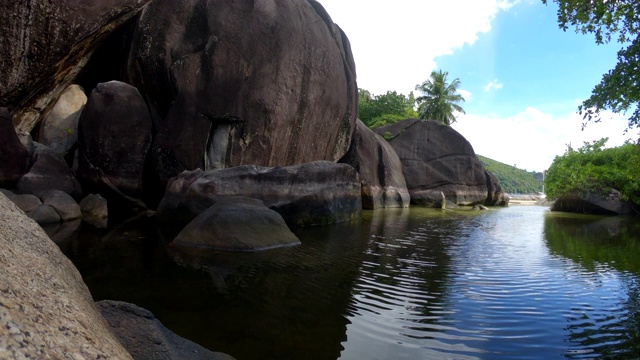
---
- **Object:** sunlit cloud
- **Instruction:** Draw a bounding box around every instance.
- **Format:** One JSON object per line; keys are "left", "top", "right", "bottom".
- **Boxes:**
{"left": 484, "top": 80, "right": 504, "bottom": 92}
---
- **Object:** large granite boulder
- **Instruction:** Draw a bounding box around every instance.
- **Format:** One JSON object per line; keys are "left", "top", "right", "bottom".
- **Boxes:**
{"left": 375, "top": 119, "right": 508, "bottom": 207}
{"left": 77, "top": 81, "right": 152, "bottom": 208}
{"left": 38, "top": 84, "right": 87, "bottom": 156}
{"left": 551, "top": 189, "right": 637, "bottom": 215}
{"left": 0, "top": 0, "right": 151, "bottom": 133}
{"left": 15, "top": 142, "right": 82, "bottom": 198}
{"left": 0, "top": 108, "right": 29, "bottom": 188}
{"left": 158, "top": 161, "right": 361, "bottom": 227}
{"left": 97, "top": 300, "right": 235, "bottom": 360}
{"left": 128, "top": 0, "right": 357, "bottom": 187}
{"left": 0, "top": 193, "right": 132, "bottom": 359}
{"left": 173, "top": 196, "right": 301, "bottom": 251}
{"left": 340, "top": 119, "right": 410, "bottom": 209}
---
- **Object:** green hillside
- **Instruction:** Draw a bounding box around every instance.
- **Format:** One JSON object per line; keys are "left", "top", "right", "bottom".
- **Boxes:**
{"left": 477, "top": 155, "right": 543, "bottom": 194}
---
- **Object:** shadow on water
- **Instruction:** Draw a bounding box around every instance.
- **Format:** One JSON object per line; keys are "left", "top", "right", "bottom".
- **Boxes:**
{"left": 544, "top": 212, "right": 640, "bottom": 359}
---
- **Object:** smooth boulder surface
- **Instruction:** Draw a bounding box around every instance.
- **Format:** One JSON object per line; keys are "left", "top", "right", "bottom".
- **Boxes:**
{"left": 375, "top": 119, "right": 508, "bottom": 207}
{"left": 340, "top": 119, "right": 410, "bottom": 209}
{"left": 174, "top": 197, "right": 301, "bottom": 251}
{"left": 38, "top": 84, "right": 87, "bottom": 156}
{"left": 128, "top": 0, "right": 357, "bottom": 185}
{"left": 77, "top": 81, "right": 152, "bottom": 207}
{"left": 158, "top": 161, "right": 361, "bottom": 227}
{"left": 552, "top": 190, "right": 637, "bottom": 215}
{"left": 0, "top": 108, "right": 29, "bottom": 188}
{"left": 0, "top": 193, "right": 132, "bottom": 359}
{"left": 0, "top": 0, "right": 151, "bottom": 133}
{"left": 97, "top": 300, "right": 235, "bottom": 360}
{"left": 15, "top": 142, "right": 82, "bottom": 198}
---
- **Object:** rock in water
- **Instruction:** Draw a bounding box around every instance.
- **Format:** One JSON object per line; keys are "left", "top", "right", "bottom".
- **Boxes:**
{"left": 0, "top": 0, "right": 151, "bottom": 133}
{"left": 15, "top": 142, "right": 82, "bottom": 198}
{"left": 77, "top": 81, "right": 152, "bottom": 208}
{"left": 173, "top": 196, "right": 301, "bottom": 251}
{"left": 128, "top": 0, "right": 357, "bottom": 185}
{"left": 0, "top": 192, "right": 132, "bottom": 359}
{"left": 552, "top": 189, "right": 637, "bottom": 215}
{"left": 97, "top": 300, "right": 235, "bottom": 360}
{"left": 340, "top": 119, "right": 410, "bottom": 209}
{"left": 375, "top": 119, "right": 508, "bottom": 207}
{"left": 158, "top": 161, "right": 361, "bottom": 227}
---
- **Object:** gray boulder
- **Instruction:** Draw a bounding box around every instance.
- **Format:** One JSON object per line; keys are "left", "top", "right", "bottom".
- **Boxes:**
{"left": 340, "top": 119, "right": 410, "bottom": 209}
{"left": 80, "top": 193, "right": 109, "bottom": 228}
{"left": 0, "top": 192, "right": 132, "bottom": 359}
{"left": 1, "top": 0, "right": 151, "bottom": 133}
{"left": 375, "top": 119, "right": 508, "bottom": 207}
{"left": 97, "top": 300, "right": 235, "bottom": 360}
{"left": 552, "top": 189, "right": 637, "bottom": 215}
{"left": 128, "top": 0, "right": 357, "bottom": 187}
{"left": 158, "top": 161, "right": 361, "bottom": 227}
{"left": 77, "top": 81, "right": 152, "bottom": 208}
{"left": 38, "top": 84, "right": 87, "bottom": 156}
{"left": 174, "top": 196, "right": 301, "bottom": 251}
{"left": 40, "top": 190, "right": 82, "bottom": 221}
{"left": 0, "top": 108, "right": 29, "bottom": 188}
{"left": 15, "top": 142, "right": 82, "bottom": 198}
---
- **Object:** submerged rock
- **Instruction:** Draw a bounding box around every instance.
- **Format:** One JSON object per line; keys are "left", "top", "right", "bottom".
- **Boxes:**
{"left": 173, "top": 196, "right": 301, "bottom": 251}
{"left": 375, "top": 119, "right": 508, "bottom": 207}
{"left": 340, "top": 119, "right": 410, "bottom": 209}
{"left": 158, "top": 161, "right": 361, "bottom": 227}
{"left": 97, "top": 300, "right": 235, "bottom": 360}
{"left": 0, "top": 192, "right": 132, "bottom": 359}
{"left": 128, "top": 0, "right": 357, "bottom": 187}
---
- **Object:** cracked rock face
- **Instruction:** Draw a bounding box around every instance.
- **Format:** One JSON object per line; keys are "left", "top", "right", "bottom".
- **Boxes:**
{"left": 128, "top": 0, "right": 357, "bottom": 185}
{"left": 0, "top": 0, "right": 151, "bottom": 133}
{"left": 375, "top": 119, "right": 507, "bottom": 207}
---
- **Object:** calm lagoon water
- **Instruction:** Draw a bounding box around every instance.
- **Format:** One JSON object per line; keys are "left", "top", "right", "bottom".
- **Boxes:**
{"left": 58, "top": 205, "right": 640, "bottom": 359}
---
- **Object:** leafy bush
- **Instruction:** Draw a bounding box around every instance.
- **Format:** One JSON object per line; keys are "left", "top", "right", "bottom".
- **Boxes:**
{"left": 545, "top": 138, "right": 640, "bottom": 204}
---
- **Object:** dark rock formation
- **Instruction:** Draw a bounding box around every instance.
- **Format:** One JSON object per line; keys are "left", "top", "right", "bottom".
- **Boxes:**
{"left": 173, "top": 196, "right": 301, "bottom": 251}
{"left": 2, "top": 188, "right": 81, "bottom": 224}
{"left": 340, "top": 119, "right": 410, "bottom": 209}
{"left": 15, "top": 142, "right": 82, "bottom": 198}
{"left": 128, "top": 0, "right": 357, "bottom": 186}
{"left": 0, "top": 193, "right": 132, "bottom": 359}
{"left": 80, "top": 194, "right": 109, "bottom": 228}
{"left": 375, "top": 119, "right": 508, "bottom": 207}
{"left": 158, "top": 161, "right": 361, "bottom": 227}
{"left": 0, "top": 0, "right": 151, "bottom": 133}
{"left": 0, "top": 108, "right": 29, "bottom": 188}
{"left": 39, "top": 190, "right": 82, "bottom": 221}
{"left": 77, "top": 81, "right": 152, "bottom": 208}
{"left": 551, "top": 190, "right": 637, "bottom": 215}
{"left": 38, "top": 84, "right": 87, "bottom": 156}
{"left": 97, "top": 300, "right": 235, "bottom": 360}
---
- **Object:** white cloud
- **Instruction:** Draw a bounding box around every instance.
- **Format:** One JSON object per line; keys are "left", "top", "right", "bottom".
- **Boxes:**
{"left": 484, "top": 80, "right": 504, "bottom": 92}
{"left": 458, "top": 89, "right": 473, "bottom": 102}
{"left": 452, "top": 107, "right": 633, "bottom": 172}
{"left": 317, "top": 0, "right": 518, "bottom": 95}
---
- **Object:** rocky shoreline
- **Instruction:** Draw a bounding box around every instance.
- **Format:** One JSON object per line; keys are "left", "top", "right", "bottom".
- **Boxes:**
{"left": 0, "top": 0, "right": 509, "bottom": 358}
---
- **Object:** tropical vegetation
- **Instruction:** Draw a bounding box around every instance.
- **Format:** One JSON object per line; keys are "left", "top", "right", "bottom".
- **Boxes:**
{"left": 415, "top": 70, "right": 466, "bottom": 125}
{"left": 358, "top": 89, "right": 418, "bottom": 129}
{"left": 477, "top": 155, "right": 543, "bottom": 194}
{"left": 544, "top": 138, "right": 640, "bottom": 205}
{"left": 543, "top": 0, "right": 640, "bottom": 134}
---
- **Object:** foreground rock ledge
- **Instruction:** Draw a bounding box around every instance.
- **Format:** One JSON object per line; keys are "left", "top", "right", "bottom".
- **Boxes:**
{"left": 158, "top": 161, "right": 362, "bottom": 227}
{"left": 0, "top": 192, "right": 131, "bottom": 359}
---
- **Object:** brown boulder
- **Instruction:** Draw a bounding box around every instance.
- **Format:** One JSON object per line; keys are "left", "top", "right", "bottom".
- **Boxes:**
{"left": 158, "top": 161, "right": 362, "bottom": 227}
{"left": 128, "top": 0, "right": 357, "bottom": 185}
{"left": 77, "top": 81, "right": 152, "bottom": 208}
{"left": 0, "top": 0, "right": 151, "bottom": 133}
{"left": 38, "top": 84, "right": 87, "bottom": 156}
{"left": 0, "top": 192, "right": 132, "bottom": 359}
{"left": 375, "top": 119, "right": 508, "bottom": 207}
{"left": 0, "top": 108, "right": 29, "bottom": 188}
{"left": 340, "top": 119, "right": 410, "bottom": 209}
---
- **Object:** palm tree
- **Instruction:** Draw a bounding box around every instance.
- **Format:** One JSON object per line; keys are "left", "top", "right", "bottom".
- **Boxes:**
{"left": 415, "top": 70, "right": 466, "bottom": 125}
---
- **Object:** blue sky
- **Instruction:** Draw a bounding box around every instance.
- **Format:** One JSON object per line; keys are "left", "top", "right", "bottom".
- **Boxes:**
{"left": 318, "top": 0, "right": 634, "bottom": 172}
